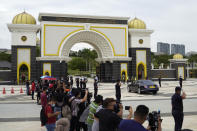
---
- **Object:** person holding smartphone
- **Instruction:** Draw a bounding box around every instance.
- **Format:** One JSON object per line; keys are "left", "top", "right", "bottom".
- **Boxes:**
{"left": 45, "top": 97, "right": 60, "bottom": 131}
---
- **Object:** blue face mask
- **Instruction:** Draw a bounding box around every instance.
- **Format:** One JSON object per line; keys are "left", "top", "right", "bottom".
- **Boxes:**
{"left": 52, "top": 104, "right": 55, "bottom": 107}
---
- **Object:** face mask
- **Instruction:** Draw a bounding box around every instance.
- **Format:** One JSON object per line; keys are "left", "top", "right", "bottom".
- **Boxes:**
{"left": 52, "top": 104, "right": 55, "bottom": 107}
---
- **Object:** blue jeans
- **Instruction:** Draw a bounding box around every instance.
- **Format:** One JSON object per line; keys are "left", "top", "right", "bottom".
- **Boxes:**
{"left": 87, "top": 124, "right": 92, "bottom": 131}
{"left": 26, "top": 85, "right": 29, "bottom": 95}
{"left": 46, "top": 123, "right": 55, "bottom": 131}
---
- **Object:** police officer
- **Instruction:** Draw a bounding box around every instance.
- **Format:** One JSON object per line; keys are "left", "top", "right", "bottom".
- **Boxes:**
{"left": 179, "top": 76, "right": 183, "bottom": 88}
{"left": 70, "top": 76, "right": 73, "bottom": 88}
{"left": 94, "top": 79, "right": 98, "bottom": 99}
{"left": 76, "top": 77, "right": 79, "bottom": 88}
{"left": 171, "top": 86, "right": 186, "bottom": 131}
{"left": 115, "top": 79, "right": 121, "bottom": 103}
{"left": 159, "top": 76, "right": 161, "bottom": 87}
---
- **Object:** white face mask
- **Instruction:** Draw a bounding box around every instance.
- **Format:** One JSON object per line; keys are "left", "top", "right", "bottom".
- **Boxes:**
{"left": 52, "top": 104, "right": 55, "bottom": 107}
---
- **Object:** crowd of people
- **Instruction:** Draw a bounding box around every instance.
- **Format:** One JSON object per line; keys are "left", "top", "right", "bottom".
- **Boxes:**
{"left": 23, "top": 75, "right": 190, "bottom": 131}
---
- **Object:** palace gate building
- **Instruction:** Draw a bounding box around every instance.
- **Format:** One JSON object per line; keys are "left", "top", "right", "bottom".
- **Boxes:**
{"left": 7, "top": 11, "right": 154, "bottom": 83}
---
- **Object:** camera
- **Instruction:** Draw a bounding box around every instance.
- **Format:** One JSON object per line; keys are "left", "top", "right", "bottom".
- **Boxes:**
{"left": 148, "top": 111, "right": 162, "bottom": 131}
{"left": 125, "top": 106, "right": 130, "bottom": 110}
{"left": 80, "top": 88, "right": 92, "bottom": 104}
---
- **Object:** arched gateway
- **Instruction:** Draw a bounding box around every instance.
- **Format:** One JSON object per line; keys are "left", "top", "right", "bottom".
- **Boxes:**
{"left": 7, "top": 12, "right": 154, "bottom": 83}
{"left": 60, "top": 30, "right": 113, "bottom": 60}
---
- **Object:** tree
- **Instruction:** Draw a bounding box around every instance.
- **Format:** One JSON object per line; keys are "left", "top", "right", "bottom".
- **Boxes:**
{"left": 151, "top": 52, "right": 173, "bottom": 68}
{"left": 188, "top": 54, "right": 197, "bottom": 69}
{"left": 68, "top": 57, "right": 86, "bottom": 71}
{"left": 0, "top": 52, "right": 11, "bottom": 62}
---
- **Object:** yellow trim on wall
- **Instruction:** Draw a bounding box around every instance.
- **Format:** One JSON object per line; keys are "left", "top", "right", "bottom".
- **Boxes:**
{"left": 17, "top": 48, "right": 31, "bottom": 84}
{"left": 90, "top": 26, "right": 127, "bottom": 56}
{"left": 121, "top": 63, "right": 128, "bottom": 80}
{"left": 136, "top": 50, "right": 147, "bottom": 80}
{"left": 136, "top": 62, "right": 147, "bottom": 80}
{"left": 178, "top": 66, "right": 184, "bottom": 79}
{"left": 43, "top": 24, "right": 84, "bottom": 56}
{"left": 43, "top": 63, "right": 51, "bottom": 76}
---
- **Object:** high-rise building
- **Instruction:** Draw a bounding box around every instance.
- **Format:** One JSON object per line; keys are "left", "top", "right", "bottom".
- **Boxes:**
{"left": 157, "top": 42, "right": 170, "bottom": 55}
{"left": 171, "top": 44, "right": 185, "bottom": 55}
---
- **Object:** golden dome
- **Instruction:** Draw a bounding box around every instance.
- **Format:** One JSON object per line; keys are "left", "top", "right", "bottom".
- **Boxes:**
{"left": 12, "top": 11, "right": 36, "bottom": 24}
{"left": 173, "top": 54, "right": 183, "bottom": 59}
{"left": 128, "top": 17, "right": 146, "bottom": 29}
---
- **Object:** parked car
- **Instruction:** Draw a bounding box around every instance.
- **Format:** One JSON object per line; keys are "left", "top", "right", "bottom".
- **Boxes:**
{"left": 127, "top": 80, "right": 159, "bottom": 95}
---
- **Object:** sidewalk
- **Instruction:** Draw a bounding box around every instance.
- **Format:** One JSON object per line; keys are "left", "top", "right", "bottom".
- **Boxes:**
{"left": 0, "top": 115, "right": 196, "bottom": 131}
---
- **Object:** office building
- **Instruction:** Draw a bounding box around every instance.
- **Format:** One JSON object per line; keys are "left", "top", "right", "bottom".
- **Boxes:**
{"left": 171, "top": 44, "right": 185, "bottom": 55}
{"left": 157, "top": 42, "right": 170, "bottom": 55}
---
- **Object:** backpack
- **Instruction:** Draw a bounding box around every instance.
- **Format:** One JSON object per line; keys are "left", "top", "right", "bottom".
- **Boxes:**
{"left": 61, "top": 105, "right": 71, "bottom": 120}
{"left": 79, "top": 105, "right": 90, "bottom": 123}
{"left": 40, "top": 107, "right": 48, "bottom": 126}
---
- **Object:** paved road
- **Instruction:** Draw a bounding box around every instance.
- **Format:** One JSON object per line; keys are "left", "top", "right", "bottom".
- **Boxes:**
{"left": 0, "top": 94, "right": 196, "bottom": 122}
{"left": 122, "top": 98, "right": 197, "bottom": 116}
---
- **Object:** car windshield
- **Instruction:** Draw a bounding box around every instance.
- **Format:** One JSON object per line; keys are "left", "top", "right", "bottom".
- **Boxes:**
{"left": 139, "top": 80, "right": 154, "bottom": 85}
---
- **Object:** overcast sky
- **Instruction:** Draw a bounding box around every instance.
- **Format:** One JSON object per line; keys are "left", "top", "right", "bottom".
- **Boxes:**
{"left": 0, "top": 0, "right": 197, "bottom": 53}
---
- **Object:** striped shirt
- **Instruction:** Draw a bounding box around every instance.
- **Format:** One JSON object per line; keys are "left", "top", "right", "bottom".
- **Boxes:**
{"left": 86, "top": 102, "right": 99, "bottom": 125}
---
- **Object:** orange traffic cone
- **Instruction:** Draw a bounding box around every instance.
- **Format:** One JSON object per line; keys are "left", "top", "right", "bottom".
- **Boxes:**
{"left": 11, "top": 87, "right": 14, "bottom": 94}
{"left": 3, "top": 88, "right": 6, "bottom": 94}
{"left": 20, "top": 88, "right": 23, "bottom": 93}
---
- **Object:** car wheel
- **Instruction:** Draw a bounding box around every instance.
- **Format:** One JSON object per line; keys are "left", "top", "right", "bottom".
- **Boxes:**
{"left": 153, "top": 91, "right": 157, "bottom": 95}
{"left": 138, "top": 87, "right": 141, "bottom": 94}
{"left": 127, "top": 86, "right": 131, "bottom": 92}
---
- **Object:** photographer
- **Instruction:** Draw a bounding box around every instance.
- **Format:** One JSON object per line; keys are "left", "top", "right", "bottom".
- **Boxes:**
{"left": 69, "top": 88, "right": 88, "bottom": 131}
{"left": 94, "top": 98, "right": 132, "bottom": 131}
{"left": 119, "top": 105, "right": 162, "bottom": 131}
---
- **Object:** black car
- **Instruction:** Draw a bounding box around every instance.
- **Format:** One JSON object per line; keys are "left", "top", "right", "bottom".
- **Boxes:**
{"left": 127, "top": 80, "right": 159, "bottom": 94}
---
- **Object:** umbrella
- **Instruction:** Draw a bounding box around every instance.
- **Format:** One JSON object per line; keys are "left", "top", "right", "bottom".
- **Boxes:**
{"left": 40, "top": 75, "right": 48, "bottom": 79}
{"left": 40, "top": 75, "right": 57, "bottom": 80}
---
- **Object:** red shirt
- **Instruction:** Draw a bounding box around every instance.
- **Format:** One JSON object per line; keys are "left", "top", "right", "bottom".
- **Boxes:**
{"left": 45, "top": 104, "right": 56, "bottom": 124}
{"left": 49, "top": 84, "right": 53, "bottom": 88}
{"left": 41, "top": 93, "right": 47, "bottom": 107}
{"left": 31, "top": 82, "right": 35, "bottom": 91}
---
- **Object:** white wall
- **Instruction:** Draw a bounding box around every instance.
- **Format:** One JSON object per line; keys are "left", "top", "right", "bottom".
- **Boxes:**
{"left": 129, "top": 29, "right": 153, "bottom": 48}
{"left": 136, "top": 50, "right": 146, "bottom": 65}
{"left": 17, "top": 48, "right": 31, "bottom": 65}
{"left": 41, "top": 21, "right": 128, "bottom": 58}
{"left": 12, "top": 32, "right": 37, "bottom": 46}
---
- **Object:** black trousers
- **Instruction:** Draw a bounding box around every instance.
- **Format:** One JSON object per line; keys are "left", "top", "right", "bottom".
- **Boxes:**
{"left": 70, "top": 116, "right": 80, "bottom": 131}
{"left": 180, "top": 82, "right": 182, "bottom": 88}
{"left": 172, "top": 111, "right": 184, "bottom": 131}
{"left": 32, "top": 91, "right": 34, "bottom": 100}
{"left": 37, "top": 92, "right": 40, "bottom": 103}
{"left": 94, "top": 89, "right": 98, "bottom": 99}
{"left": 116, "top": 95, "right": 121, "bottom": 103}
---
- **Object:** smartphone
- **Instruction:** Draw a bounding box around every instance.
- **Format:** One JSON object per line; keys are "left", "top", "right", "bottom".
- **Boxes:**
{"left": 125, "top": 106, "right": 130, "bottom": 110}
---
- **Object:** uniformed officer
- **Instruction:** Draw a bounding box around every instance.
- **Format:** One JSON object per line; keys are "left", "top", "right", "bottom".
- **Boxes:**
{"left": 159, "top": 76, "right": 161, "bottom": 87}
{"left": 94, "top": 79, "right": 98, "bottom": 99}
{"left": 115, "top": 79, "right": 121, "bottom": 103}
{"left": 179, "top": 76, "right": 183, "bottom": 88}
{"left": 171, "top": 86, "right": 186, "bottom": 131}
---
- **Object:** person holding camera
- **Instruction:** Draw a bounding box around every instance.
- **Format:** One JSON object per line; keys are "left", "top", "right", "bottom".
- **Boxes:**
{"left": 94, "top": 98, "right": 132, "bottom": 131}
{"left": 69, "top": 89, "right": 88, "bottom": 131}
{"left": 171, "top": 86, "right": 186, "bottom": 131}
{"left": 119, "top": 105, "right": 162, "bottom": 131}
